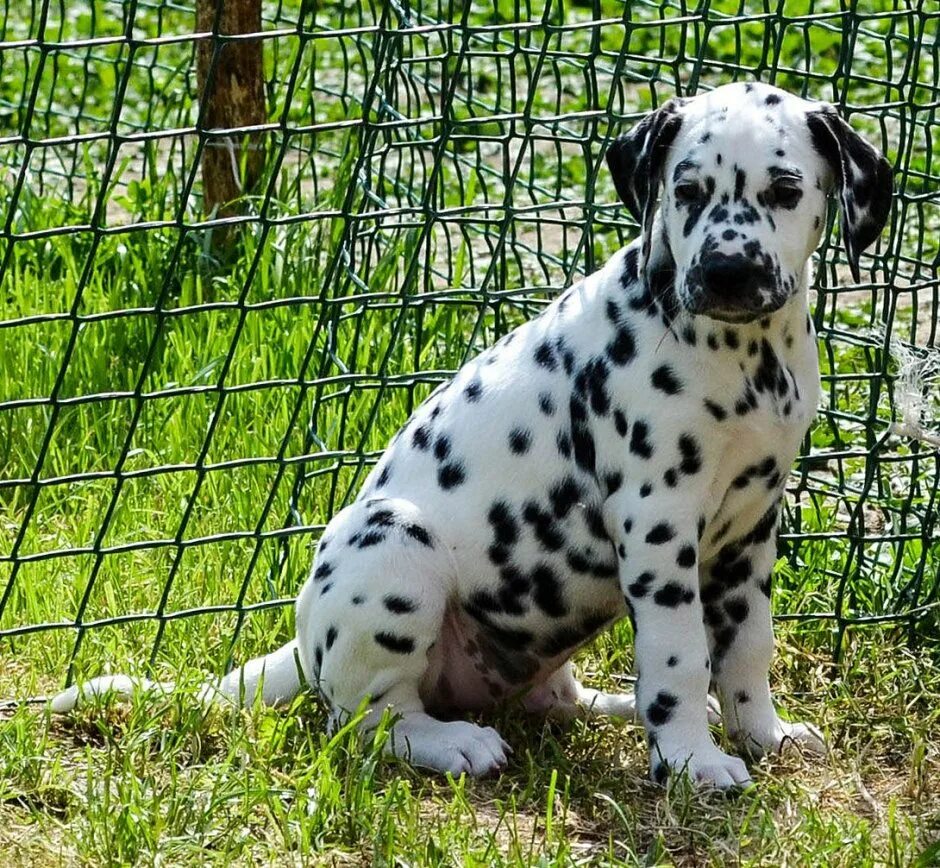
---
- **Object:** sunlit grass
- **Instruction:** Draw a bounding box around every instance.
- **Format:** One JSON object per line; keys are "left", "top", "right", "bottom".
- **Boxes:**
{"left": 1, "top": 0, "right": 938, "bottom": 864}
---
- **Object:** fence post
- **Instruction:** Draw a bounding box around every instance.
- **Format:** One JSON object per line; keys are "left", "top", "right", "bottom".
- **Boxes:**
{"left": 196, "top": 0, "right": 266, "bottom": 243}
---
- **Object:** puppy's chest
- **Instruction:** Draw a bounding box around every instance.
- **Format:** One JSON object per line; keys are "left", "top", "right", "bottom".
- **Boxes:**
{"left": 696, "top": 329, "right": 819, "bottom": 548}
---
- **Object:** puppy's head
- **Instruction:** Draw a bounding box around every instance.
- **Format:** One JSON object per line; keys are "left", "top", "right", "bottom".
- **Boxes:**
{"left": 606, "top": 83, "right": 893, "bottom": 323}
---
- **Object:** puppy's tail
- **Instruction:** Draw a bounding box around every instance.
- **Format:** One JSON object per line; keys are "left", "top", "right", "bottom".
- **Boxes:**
{"left": 49, "top": 640, "right": 305, "bottom": 713}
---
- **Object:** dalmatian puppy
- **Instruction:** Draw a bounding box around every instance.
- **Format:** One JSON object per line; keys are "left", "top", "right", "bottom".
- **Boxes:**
{"left": 53, "top": 82, "right": 892, "bottom": 788}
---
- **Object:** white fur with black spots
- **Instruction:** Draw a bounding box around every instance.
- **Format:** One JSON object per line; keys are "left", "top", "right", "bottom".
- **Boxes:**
{"left": 52, "top": 83, "right": 891, "bottom": 788}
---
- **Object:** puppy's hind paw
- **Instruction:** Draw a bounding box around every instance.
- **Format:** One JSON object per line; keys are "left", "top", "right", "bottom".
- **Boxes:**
{"left": 734, "top": 718, "right": 827, "bottom": 759}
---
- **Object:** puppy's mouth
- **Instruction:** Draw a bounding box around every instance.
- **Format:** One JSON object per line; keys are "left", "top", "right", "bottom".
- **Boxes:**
{"left": 694, "top": 306, "right": 767, "bottom": 324}
{"left": 681, "top": 287, "right": 789, "bottom": 324}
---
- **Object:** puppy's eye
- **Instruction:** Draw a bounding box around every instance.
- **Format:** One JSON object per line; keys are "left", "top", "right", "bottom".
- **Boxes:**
{"left": 674, "top": 182, "right": 704, "bottom": 204}
{"left": 766, "top": 183, "right": 802, "bottom": 209}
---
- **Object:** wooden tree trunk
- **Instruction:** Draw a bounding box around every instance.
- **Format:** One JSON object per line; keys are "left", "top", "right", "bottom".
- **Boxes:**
{"left": 195, "top": 0, "right": 266, "bottom": 235}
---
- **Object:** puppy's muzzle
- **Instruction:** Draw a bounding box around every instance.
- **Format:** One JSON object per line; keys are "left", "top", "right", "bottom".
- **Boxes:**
{"left": 687, "top": 253, "right": 777, "bottom": 322}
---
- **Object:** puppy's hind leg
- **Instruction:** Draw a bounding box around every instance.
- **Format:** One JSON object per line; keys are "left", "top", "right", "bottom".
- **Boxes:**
{"left": 296, "top": 497, "right": 510, "bottom": 777}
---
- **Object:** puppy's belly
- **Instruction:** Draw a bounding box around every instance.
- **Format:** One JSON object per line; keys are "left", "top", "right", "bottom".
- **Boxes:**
{"left": 418, "top": 596, "right": 623, "bottom": 716}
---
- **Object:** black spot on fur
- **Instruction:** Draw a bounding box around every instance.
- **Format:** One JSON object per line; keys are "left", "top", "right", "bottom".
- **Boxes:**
{"left": 434, "top": 435, "right": 451, "bottom": 461}
{"left": 749, "top": 504, "right": 779, "bottom": 544}
{"left": 569, "top": 396, "right": 596, "bottom": 474}
{"left": 711, "top": 553, "right": 753, "bottom": 590}
{"left": 630, "top": 419, "right": 654, "bottom": 459}
{"left": 622, "top": 246, "right": 639, "bottom": 283}
{"left": 539, "top": 392, "right": 556, "bottom": 416}
{"left": 704, "top": 399, "right": 726, "bottom": 421}
{"left": 531, "top": 564, "right": 567, "bottom": 617}
{"left": 647, "top": 691, "right": 678, "bottom": 726}
{"left": 724, "top": 596, "right": 750, "bottom": 623}
{"left": 464, "top": 377, "right": 483, "bottom": 402}
{"left": 488, "top": 544, "right": 510, "bottom": 564}
{"left": 523, "top": 501, "right": 566, "bottom": 552}
{"left": 534, "top": 341, "right": 557, "bottom": 371}
{"left": 709, "top": 204, "right": 730, "bottom": 223}
{"left": 366, "top": 509, "right": 396, "bottom": 528}
{"left": 604, "top": 471, "right": 623, "bottom": 496}
{"left": 412, "top": 425, "right": 431, "bottom": 450}
{"left": 562, "top": 349, "right": 575, "bottom": 375}
{"left": 645, "top": 523, "right": 675, "bottom": 545}
{"left": 357, "top": 531, "right": 386, "bottom": 548}
{"left": 651, "top": 364, "right": 683, "bottom": 395}
{"left": 584, "top": 505, "right": 608, "bottom": 540}
{"left": 509, "top": 428, "right": 532, "bottom": 454}
{"left": 438, "top": 462, "right": 466, "bottom": 489}
{"left": 374, "top": 632, "right": 416, "bottom": 654}
{"left": 677, "top": 545, "right": 696, "bottom": 568}
{"left": 613, "top": 409, "right": 628, "bottom": 437}
{"left": 468, "top": 589, "right": 502, "bottom": 614}
{"left": 326, "top": 625, "right": 338, "bottom": 650}
{"left": 607, "top": 326, "right": 637, "bottom": 366}
{"left": 488, "top": 501, "right": 519, "bottom": 545}
{"left": 313, "top": 562, "right": 333, "bottom": 582}
{"left": 667, "top": 655, "right": 678, "bottom": 667}
{"left": 734, "top": 386, "right": 758, "bottom": 415}
{"left": 411, "top": 425, "right": 431, "bottom": 452}
{"left": 405, "top": 523, "right": 433, "bottom": 547}
{"left": 678, "top": 434, "right": 702, "bottom": 475}
{"left": 654, "top": 582, "right": 695, "bottom": 606}
{"left": 582, "top": 358, "right": 612, "bottom": 416}
{"left": 566, "top": 550, "right": 591, "bottom": 574}
{"left": 383, "top": 594, "right": 417, "bottom": 614}
{"left": 734, "top": 167, "right": 746, "bottom": 201}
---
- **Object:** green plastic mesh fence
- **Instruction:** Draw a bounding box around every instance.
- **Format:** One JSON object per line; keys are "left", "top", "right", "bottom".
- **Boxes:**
{"left": 0, "top": 0, "right": 937, "bottom": 698}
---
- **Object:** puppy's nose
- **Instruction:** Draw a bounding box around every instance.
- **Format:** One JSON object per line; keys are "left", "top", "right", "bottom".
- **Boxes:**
{"left": 701, "top": 253, "right": 766, "bottom": 301}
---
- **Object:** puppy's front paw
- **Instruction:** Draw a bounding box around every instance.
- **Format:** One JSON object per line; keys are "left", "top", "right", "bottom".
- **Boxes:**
{"left": 651, "top": 742, "right": 752, "bottom": 789}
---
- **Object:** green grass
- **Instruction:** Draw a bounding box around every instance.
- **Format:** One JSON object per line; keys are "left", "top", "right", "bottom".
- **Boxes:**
{"left": 1, "top": 0, "right": 938, "bottom": 864}
{"left": 1, "top": 628, "right": 939, "bottom": 865}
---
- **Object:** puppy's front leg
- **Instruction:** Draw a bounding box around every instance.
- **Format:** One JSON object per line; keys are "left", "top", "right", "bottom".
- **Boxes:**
{"left": 703, "top": 506, "right": 825, "bottom": 758}
{"left": 610, "top": 492, "right": 751, "bottom": 788}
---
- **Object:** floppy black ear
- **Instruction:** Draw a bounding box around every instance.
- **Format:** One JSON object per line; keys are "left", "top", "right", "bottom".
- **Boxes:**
{"left": 606, "top": 99, "right": 684, "bottom": 271}
{"left": 806, "top": 106, "right": 893, "bottom": 282}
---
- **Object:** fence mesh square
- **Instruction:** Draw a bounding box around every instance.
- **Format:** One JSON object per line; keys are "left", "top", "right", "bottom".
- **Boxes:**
{"left": 0, "top": 0, "right": 937, "bottom": 696}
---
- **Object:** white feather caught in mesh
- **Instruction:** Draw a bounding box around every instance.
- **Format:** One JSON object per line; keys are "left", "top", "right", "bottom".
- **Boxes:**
{"left": 877, "top": 326, "right": 940, "bottom": 447}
